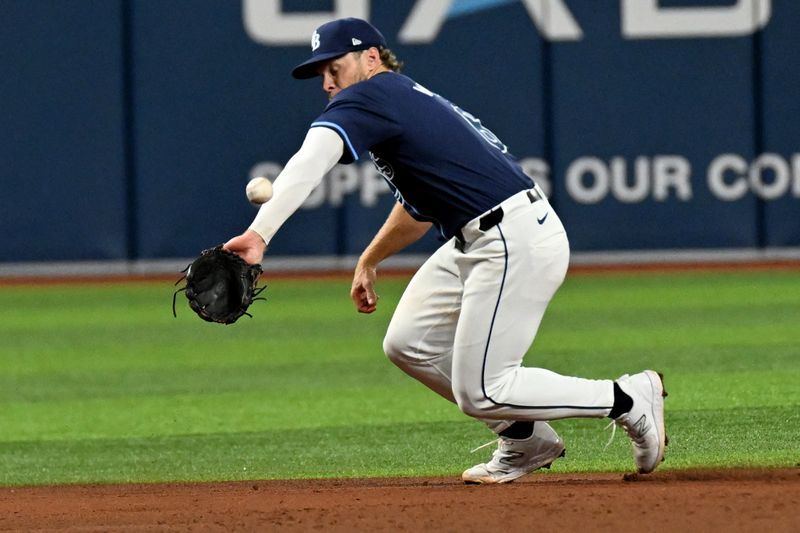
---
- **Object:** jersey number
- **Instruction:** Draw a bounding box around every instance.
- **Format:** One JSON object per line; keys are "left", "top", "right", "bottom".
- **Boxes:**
{"left": 451, "top": 105, "right": 509, "bottom": 154}
{"left": 413, "top": 82, "right": 508, "bottom": 153}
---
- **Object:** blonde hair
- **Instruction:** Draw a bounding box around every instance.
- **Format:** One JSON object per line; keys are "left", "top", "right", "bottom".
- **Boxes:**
{"left": 354, "top": 47, "right": 403, "bottom": 73}
{"left": 379, "top": 47, "right": 403, "bottom": 72}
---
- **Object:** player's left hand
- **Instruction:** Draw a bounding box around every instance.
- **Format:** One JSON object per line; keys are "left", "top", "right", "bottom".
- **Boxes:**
{"left": 351, "top": 263, "right": 378, "bottom": 313}
{"left": 223, "top": 229, "right": 266, "bottom": 265}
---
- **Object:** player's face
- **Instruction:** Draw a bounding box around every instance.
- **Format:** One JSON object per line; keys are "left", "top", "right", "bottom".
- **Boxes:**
{"left": 318, "top": 52, "right": 370, "bottom": 99}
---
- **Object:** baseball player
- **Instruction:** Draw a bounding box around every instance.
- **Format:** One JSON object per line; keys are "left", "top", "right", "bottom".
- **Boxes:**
{"left": 224, "top": 18, "right": 667, "bottom": 483}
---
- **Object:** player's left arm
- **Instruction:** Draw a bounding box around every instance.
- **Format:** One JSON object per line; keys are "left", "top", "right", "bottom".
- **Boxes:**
{"left": 350, "top": 203, "right": 431, "bottom": 313}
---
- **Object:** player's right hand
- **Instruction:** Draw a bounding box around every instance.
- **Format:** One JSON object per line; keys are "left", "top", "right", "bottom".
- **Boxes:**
{"left": 223, "top": 229, "right": 266, "bottom": 266}
{"left": 350, "top": 263, "right": 378, "bottom": 313}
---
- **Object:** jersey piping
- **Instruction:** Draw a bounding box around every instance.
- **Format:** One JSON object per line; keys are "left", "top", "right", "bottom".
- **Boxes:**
{"left": 480, "top": 224, "right": 613, "bottom": 412}
{"left": 310, "top": 121, "right": 359, "bottom": 161}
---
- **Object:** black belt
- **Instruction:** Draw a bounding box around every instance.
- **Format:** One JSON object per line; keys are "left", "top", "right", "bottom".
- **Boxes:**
{"left": 454, "top": 188, "right": 542, "bottom": 249}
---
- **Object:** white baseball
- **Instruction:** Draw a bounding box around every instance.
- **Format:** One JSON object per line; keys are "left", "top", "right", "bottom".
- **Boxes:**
{"left": 246, "top": 177, "right": 273, "bottom": 205}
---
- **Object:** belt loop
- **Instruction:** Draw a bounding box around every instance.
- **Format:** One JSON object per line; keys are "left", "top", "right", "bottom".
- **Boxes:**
{"left": 454, "top": 229, "right": 465, "bottom": 253}
{"left": 478, "top": 207, "right": 504, "bottom": 231}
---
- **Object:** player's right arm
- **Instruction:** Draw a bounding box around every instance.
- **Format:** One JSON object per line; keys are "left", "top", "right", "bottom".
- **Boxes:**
{"left": 224, "top": 127, "right": 344, "bottom": 264}
{"left": 350, "top": 203, "right": 431, "bottom": 313}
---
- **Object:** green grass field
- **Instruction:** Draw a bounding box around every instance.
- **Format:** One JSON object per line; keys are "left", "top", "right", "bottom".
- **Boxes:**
{"left": 0, "top": 269, "right": 798, "bottom": 486}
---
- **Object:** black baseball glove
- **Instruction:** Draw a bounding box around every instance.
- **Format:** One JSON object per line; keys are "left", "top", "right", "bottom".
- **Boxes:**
{"left": 173, "top": 245, "right": 266, "bottom": 324}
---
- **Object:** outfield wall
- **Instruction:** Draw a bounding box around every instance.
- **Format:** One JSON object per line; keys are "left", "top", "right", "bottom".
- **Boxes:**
{"left": 2, "top": 1, "right": 798, "bottom": 264}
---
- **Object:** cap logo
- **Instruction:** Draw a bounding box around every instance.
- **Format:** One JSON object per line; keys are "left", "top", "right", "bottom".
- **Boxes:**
{"left": 351, "top": 38, "right": 362, "bottom": 46}
{"left": 311, "top": 30, "right": 320, "bottom": 51}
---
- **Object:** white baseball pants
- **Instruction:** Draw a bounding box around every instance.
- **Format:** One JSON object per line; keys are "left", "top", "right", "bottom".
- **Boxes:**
{"left": 384, "top": 188, "right": 614, "bottom": 433}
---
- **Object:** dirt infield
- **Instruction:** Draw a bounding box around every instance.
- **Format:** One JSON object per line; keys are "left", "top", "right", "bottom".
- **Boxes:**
{"left": 0, "top": 468, "right": 797, "bottom": 532}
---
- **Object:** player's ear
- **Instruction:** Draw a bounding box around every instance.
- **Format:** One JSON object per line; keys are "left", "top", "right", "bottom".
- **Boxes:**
{"left": 366, "top": 46, "right": 381, "bottom": 68}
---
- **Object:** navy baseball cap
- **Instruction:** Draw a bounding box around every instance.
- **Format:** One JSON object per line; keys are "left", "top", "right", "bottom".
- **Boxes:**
{"left": 291, "top": 18, "right": 387, "bottom": 79}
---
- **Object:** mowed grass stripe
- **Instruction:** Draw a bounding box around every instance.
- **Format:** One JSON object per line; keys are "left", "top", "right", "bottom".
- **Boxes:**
{"left": 0, "top": 270, "right": 798, "bottom": 485}
{"left": 1, "top": 406, "right": 796, "bottom": 486}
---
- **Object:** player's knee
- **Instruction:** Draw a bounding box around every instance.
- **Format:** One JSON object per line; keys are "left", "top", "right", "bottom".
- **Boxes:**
{"left": 382, "top": 336, "right": 402, "bottom": 365}
{"left": 453, "top": 387, "right": 493, "bottom": 418}
{"left": 383, "top": 316, "right": 425, "bottom": 366}
{"left": 384, "top": 332, "right": 444, "bottom": 373}
{"left": 383, "top": 328, "right": 411, "bottom": 367}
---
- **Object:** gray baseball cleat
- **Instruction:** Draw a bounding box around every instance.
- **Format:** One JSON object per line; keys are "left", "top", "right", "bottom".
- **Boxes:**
{"left": 613, "top": 370, "right": 668, "bottom": 474}
{"left": 462, "top": 422, "right": 566, "bottom": 485}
